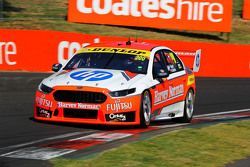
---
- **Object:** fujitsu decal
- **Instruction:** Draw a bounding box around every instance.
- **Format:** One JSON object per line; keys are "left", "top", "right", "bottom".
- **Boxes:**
{"left": 106, "top": 99, "right": 132, "bottom": 112}
{"left": 36, "top": 96, "right": 53, "bottom": 108}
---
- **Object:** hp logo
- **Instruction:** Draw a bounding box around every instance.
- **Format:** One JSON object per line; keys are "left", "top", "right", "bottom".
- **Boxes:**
{"left": 70, "top": 70, "right": 113, "bottom": 81}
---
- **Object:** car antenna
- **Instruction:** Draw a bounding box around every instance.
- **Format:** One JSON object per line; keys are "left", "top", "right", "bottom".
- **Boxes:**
{"left": 126, "top": 37, "right": 131, "bottom": 45}
{"left": 135, "top": 32, "right": 138, "bottom": 42}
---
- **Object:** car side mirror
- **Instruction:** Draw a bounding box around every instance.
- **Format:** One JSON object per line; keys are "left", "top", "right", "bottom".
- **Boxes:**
{"left": 52, "top": 63, "right": 62, "bottom": 72}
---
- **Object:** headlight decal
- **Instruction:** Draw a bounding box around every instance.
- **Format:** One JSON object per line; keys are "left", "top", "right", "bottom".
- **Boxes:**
{"left": 39, "top": 84, "right": 54, "bottom": 94}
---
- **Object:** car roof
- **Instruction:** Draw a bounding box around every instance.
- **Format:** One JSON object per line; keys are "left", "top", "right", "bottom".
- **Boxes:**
{"left": 86, "top": 41, "right": 160, "bottom": 51}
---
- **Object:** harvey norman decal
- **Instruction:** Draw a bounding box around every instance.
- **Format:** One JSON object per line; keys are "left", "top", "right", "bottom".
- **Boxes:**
{"left": 154, "top": 84, "right": 184, "bottom": 105}
{"left": 58, "top": 102, "right": 100, "bottom": 110}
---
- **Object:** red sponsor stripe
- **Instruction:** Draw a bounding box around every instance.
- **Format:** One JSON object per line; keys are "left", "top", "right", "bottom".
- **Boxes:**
{"left": 41, "top": 140, "right": 104, "bottom": 150}
{"left": 191, "top": 118, "right": 214, "bottom": 124}
{"left": 230, "top": 112, "right": 250, "bottom": 117}
{"left": 112, "top": 127, "right": 158, "bottom": 135}
{"left": 124, "top": 71, "right": 138, "bottom": 79}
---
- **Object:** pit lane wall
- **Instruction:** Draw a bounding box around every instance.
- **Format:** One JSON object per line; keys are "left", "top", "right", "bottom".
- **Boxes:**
{"left": 0, "top": 29, "right": 249, "bottom": 78}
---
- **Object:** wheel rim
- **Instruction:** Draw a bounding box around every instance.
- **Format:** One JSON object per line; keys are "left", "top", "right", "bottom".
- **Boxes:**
{"left": 143, "top": 92, "right": 151, "bottom": 125}
{"left": 186, "top": 91, "right": 194, "bottom": 118}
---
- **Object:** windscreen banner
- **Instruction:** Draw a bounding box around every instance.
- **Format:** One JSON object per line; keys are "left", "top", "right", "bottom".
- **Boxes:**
{"left": 1, "top": 29, "right": 249, "bottom": 77}
{"left": 68, "top": 0, "right": 232, "bottom": 32}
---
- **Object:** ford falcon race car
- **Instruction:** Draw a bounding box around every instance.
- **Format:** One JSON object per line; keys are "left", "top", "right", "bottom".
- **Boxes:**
{"left": 34, "top": 41, "right": 201, "bottom": 127}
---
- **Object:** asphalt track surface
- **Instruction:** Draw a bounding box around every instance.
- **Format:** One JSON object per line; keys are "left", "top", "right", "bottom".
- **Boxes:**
{"left": 0, "top": 72, "right": 250, "bottom": 166}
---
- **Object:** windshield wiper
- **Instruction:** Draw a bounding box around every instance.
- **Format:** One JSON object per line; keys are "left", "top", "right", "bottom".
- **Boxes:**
{"left": 103, "top": 51, "right": 117, "bottom": 69}
{"left": 63, "top": 67, "right": 77, "bottom": 71}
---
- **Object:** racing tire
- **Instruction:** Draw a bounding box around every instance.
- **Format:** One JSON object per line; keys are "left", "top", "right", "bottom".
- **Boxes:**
{"left": 139, "top": 91, "right": 152, "bottom": 128}
{"left": 174, "top": 89, "right": 195, "bottom": 123}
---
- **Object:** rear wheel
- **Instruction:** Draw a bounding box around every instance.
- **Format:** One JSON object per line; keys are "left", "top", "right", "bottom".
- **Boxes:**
{"left": 175, "top": 89, "right": 194, "bottom": 123}
{"left": 140, "top": 91, "right": 151, "bottom": 128}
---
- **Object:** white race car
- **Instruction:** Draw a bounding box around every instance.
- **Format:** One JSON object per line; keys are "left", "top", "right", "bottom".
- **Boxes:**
{"left": 34, "top": 41, "right": 200, "bottom": 127}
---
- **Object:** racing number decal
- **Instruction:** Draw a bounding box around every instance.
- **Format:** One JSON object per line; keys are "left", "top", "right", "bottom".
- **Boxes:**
{"left": 135, "top": 55, "right": 146, "bottom": 61}
{"left": 70, "top": 70, "right": 113, "bottom": 81}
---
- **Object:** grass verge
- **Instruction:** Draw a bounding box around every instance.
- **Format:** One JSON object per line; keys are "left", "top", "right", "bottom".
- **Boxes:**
{"left": 0, "top": 0, "right": 250, "bottom": 44}
{"left": 52, "top": 119, "right": 250, "bottom": 167}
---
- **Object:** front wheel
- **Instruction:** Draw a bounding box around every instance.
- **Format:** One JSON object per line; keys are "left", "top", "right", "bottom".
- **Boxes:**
{"left": 175, "top": 89, "right": 195, "bottom": 123}
{"left": 139, "top": 91, "right": 151, "bottom": 128}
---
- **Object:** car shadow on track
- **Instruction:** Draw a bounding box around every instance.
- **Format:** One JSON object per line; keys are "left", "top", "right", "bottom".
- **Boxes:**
{"left": 29, "top": 117, "right": 177, "bottom": 131}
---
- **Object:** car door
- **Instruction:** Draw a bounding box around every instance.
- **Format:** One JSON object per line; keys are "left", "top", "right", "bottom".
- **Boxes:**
{"left": 161, "top": 49, "right": 187, "bottom": 114}
{"left": 150, "top": 50, "right": 171, "bottom": 119}
{"left": 150, "top": 49, "right": 187, "bottom": 120}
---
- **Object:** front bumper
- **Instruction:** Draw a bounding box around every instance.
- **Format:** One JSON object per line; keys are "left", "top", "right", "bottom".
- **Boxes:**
{"left": 34, "top": 86, "right": 141, "bottom": 125}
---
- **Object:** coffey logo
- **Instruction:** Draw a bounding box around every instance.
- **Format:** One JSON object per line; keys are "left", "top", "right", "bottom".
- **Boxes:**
{"left": 109, "top": 113, "right": 126, "bottom": 121}
{"left": 70, "top": 70, "right": 113, "bottom": 81}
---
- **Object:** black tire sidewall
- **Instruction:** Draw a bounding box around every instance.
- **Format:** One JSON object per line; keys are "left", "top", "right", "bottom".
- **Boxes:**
{"left": 139, "top": 91, "right": 151, "bottom": 128}
{"left": 183, "top": 89, "right": 194, "bottom": 122}
{"left": 173, "top": 89, "right": 194, "bottom": 123}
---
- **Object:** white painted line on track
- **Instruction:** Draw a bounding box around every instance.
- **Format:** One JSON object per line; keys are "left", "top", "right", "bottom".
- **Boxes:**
{"left": 70, "top": 132, "right": 133, "bottom": 142}
{"left": 0, "top": 147, "right": 75, "bottom": 160}
{"left": 195, "top": 115, "right": 250, "bottom": 120}
{"left": 194, "top": 108, "right": 250, "bottom": 118}
{"left": 153, "top": 108, "right": 250, "bottom": 128}
{"left": 0, "top": 131, "right": 96, "bottom": 151}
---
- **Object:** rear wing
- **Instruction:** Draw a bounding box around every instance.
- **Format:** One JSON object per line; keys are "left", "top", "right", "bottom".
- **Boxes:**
{"left": 175, "top": 49, "right": 201, "bottom": 72}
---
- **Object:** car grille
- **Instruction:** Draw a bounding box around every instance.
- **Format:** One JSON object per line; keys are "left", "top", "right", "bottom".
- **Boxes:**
{"left": 64, "top": 108, "right": 98, "bottom": 119}
{"left": 53, "top": 90, "right": 107, "bottom": 103}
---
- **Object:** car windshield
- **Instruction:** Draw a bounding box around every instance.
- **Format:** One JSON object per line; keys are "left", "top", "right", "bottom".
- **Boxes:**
{"left": 63, "top": 52, "right": 149, "bottom": 74}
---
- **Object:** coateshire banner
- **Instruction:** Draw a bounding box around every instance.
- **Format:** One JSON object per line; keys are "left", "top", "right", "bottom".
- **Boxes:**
{"left": 68, "top": 0, "right": 232, "bottom": 32}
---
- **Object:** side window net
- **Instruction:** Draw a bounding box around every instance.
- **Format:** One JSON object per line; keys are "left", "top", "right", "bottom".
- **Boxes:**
{"left": 152, "top": 52, "right": 167, "bottom": 78}
{"left": 163, "top": 51, "right": 184, "bottom": 73}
